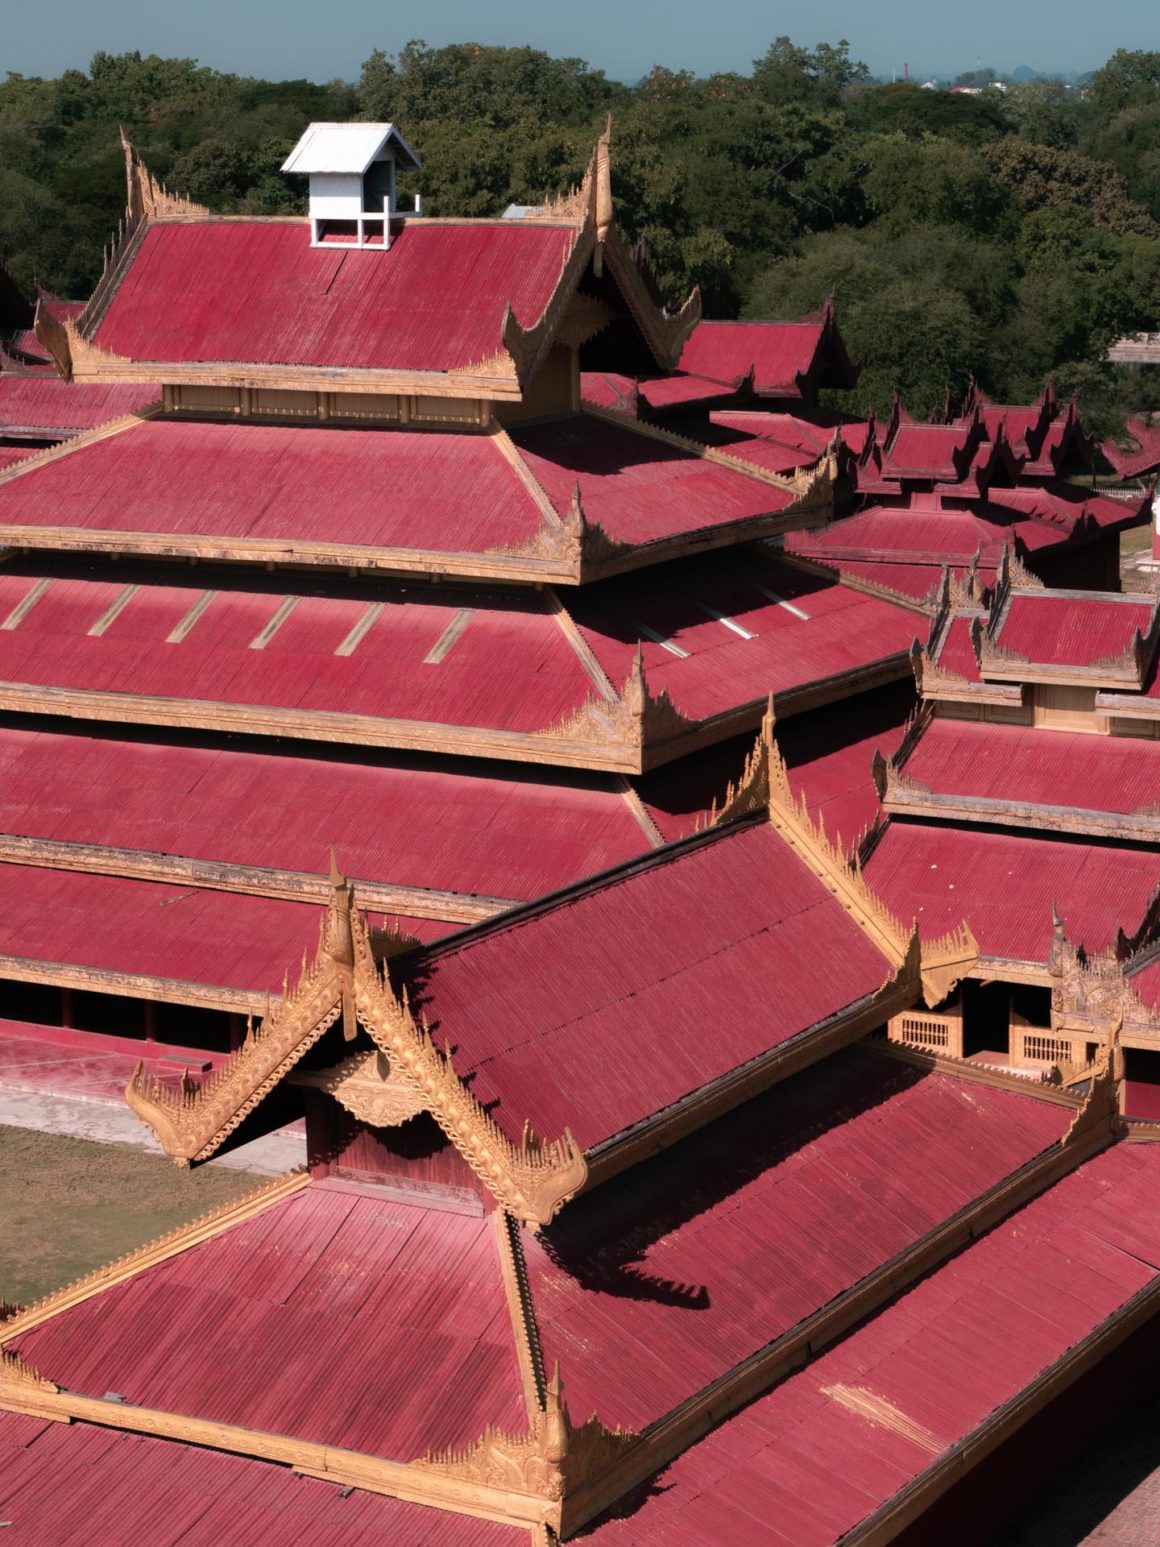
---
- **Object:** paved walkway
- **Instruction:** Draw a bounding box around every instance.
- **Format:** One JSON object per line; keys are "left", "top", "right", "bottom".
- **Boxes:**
{"left": 0, "top": 1020, "right": 305, "bottom": 1176}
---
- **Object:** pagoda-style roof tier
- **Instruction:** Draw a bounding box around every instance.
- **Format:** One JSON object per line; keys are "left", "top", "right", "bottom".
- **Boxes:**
{"left": 882, "top": 712, "right": 1160, "bottom": 843}
{"left": 581, "top": 1138, "right": 1158, "bottom": 1545}
{"left": 0, "top": 411, "right": 826, "bottom": 585}
{"left": 0, "top": 551, "right": 916, "bottom": 774}
{"left": 0, "top": 860, "right": 445, "bottom": 1013}
{"left": 676, "top": 304, "right": 860, "bottom": 400}
{"left": 0, "top": 372, "right": 158, "bottom": 442}
{"left": 37, "top": 127, "right": 703, "bottom": 405}
{"left": 0, "top": 720, "right": 659, "bottom": 925}
{"left": 864, "top": 819, "right": 1160, "bottom": 979}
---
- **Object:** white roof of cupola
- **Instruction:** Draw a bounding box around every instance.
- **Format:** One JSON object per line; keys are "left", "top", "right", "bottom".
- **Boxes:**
{"left": 281, "top": 122, "right": 421, "bottom": 176}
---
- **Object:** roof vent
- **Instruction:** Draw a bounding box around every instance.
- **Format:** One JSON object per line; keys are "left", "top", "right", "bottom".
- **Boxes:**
{"left": 282, "top": 122, "right": 423, "bottom": 250}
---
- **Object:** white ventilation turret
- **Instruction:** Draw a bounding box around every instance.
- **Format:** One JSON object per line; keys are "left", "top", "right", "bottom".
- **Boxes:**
{"left": 282, "top": 123, "right": 422, "bottom": 250}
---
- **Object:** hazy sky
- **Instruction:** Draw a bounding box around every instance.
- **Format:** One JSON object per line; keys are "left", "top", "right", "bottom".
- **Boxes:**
{"left": 1, "top": 0, "right": 1154, "bottom": 84}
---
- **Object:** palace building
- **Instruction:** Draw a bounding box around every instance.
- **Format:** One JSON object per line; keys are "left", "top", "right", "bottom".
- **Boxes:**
{"left": 1, "top": 120, "right": 1160, "bottom": 1543}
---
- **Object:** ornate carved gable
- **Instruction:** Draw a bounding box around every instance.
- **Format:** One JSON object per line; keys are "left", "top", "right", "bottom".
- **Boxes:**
{"left": 126, "top": 857, "right": 587, "bottom": 1227}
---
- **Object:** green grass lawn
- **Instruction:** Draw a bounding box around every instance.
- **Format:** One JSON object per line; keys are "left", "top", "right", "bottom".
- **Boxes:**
{"left": 0, "top": 1125, "right": 265, "bottom": 1306}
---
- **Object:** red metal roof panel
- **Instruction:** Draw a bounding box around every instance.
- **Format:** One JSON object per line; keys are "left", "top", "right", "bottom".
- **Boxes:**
{"left": 0, "top": 417, "right": 546, "bottom": 557}
{"left": 0, "top": 863, "right": 449, "bottom": 994}
{"left": 509, "top": 414, "right": 792, "bottom": 547}
{"left": 570, "top": 552, "right": 919, "bottom": 723}
{"left": 0, "top": 571, "right": 594, "bottom": 736}
{"left": 524, "top": 1047, "right": 1070, "bottom": 1432}
{"left": 93, "top": 218, "right": 577, "bottom": 373}
{"left": 865, "top": 820, "right": 1160, "bottom": 961}
{"left": 403, "top": 818, "right": 895, "bottom": 1150}
{"left": 10, "top": 1183, "right": 525, "bottom": 1462}
{"left": 581, "top": 1142, "right": 1160, "bottom": 1546}
{"left": 901, "top": 716, "right": 1160, "bottom": 819}
{"left": 0, "top": 374, "right": 157, "bottom": 434}
{"left": 0, "top": 1412, "right": 527, "bottom": 1545}
{"left": 994, "top": 592, "right": 1156, "bottom": 670}
{"left": 0, "top": 723, "right": 649, "bottom": 902}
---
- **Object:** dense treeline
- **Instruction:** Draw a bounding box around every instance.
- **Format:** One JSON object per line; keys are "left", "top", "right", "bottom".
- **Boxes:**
{"left": 2, "top": 40, "right": 1160, "bottom": 429}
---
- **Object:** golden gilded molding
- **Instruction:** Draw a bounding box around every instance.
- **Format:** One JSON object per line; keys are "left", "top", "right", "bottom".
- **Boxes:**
{"left": 122, "top": 131, "right": 208, "bottom": 223}
{"left": 763, "top": 735, "right": 977, "bottom": 1005}
{"left": 500, "top": 226, "right": 598, "bottom": 387}
{"left": 126, "top": 859, "right": 588, "bottom": 1226}
{"left": 0, "top": 1348, "right": 58, "bottom": 1397}
{"left": 542, "top": 647, "right": 695, "bottom": 764}
{"left": 709, "top": 698, "right": 774, "bottom": 826}
{"left": 297, "top": 1048, "right": 426, "bottom": 1128}
{"left": 497, "top": 480, "right": 631, "bottom": 575}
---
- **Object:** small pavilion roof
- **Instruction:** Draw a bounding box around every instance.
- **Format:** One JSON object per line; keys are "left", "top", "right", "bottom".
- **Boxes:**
{"left": 885, "top": 713, "right": 1160, "bottom": 843}
{"left": 984, "top": 587, "right": 1159, "bottom": 686}
{"left": 282, "top": 120, "right": 420, "bottom": 174}
{"left": 582, "top": 1141, "right": 1160, "bottom": 1545}
{"left": 580, "top": 368, "right": 746, "bottom": 417}
{"left": 865, "top": 819, "right": 1160, "bottom": 967}
{"left": 677, "top": 304, "right": 860, "bottom": 398}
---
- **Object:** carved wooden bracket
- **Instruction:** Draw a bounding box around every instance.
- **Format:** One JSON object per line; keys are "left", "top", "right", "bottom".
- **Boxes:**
{"left": 709, "top": 698, "right": 774, "bottom": 827}
{"left": 126, "top": 860, "right": 588, "bottom": 1225}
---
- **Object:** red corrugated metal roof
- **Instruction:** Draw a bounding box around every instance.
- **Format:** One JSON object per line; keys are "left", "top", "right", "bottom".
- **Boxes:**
{"left": 779, "top": 679, "right": 915, "bottom": 845}
{"left": 0, "top": 1419, "right": 504, "bottom": 1544}
{"left": 10, "top": 1183, "right": 525, "bottom": 1462}
{"left": 995, "top": 592, "right": 1155, "bottom": 669}
{"left": 524, "top": 1047, "right": 1069, "bottom": 1433}
{"left": 0, "top": 863, "right": 447, "bottom": 995}
{"left": 570, "top": 552, "right": 919, "bottom": 723}
{"left": 579, "top": 371, "right": 741, "bottom": 415}
{"left": 865, "top": 820, "right": 1160, "bottom": 961}
{"left": 901, "top": 716, "right": 1160, "bottom": 819}
{"left": 986, "top": 483, "right": 1145, "bottom": 532}
{"left": 883, "top": 423, "right": 974, "bottom": 479}
{"left": 93, "top": 218, "right": 577, "bottom": 372}
{"left": 790, "top": 504, "right": 1039, "bottom": 565}
{"left": 678, "top": 320, "right": 824, "bottom": 394}
{"left": 0, "top": 570, "right": 593, "bottom": 738}
{"left": 710, "top": 407, "right": 871, "bottom": 460}
{"left": 0, "top": 1404, "right": 527, "bottom": 1546}
{"left": 0, "top": 724, "right": 651, "bottom": 903}
{"left": 0, "top": 373, "right": 156, "bottom": 434}
{"left": 581, "top": 1141, "right": 1160, "bottom": 1546}
{"left": 816, "top": 558, "right": 957, "bottom": 604}
{"left": 0, "top": 418, "right": 545, "bottom": 557}
{"left": 403, "top": 817, "right": 895, "bottom": 1151}
{"left": 510, "top": 415, "right": 792, "bottom": 547}
{"left": 1104, "top": 415, "right": 1160, "bottom": 479}
{"left": 933, "top": 614, "right": 982, "bottom": 680}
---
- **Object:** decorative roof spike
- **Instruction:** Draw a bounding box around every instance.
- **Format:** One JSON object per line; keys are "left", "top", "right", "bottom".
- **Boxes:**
{"left": 592, "top": 116, "right": 613, "bottom": 277}
{"left": 711, "top": 696, "right": 774, "bottom": 827}
{"left": 120, "top": 128, "right": 208, "bottom": 224}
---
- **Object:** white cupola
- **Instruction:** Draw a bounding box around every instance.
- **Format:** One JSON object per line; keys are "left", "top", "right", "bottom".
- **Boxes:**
{"left": 281, "top": 122, "right": 423, "bottom": 250}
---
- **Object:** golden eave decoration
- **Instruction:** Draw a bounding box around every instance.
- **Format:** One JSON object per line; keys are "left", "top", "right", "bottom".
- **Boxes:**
{"left": 126, "top": 854, "right": 588, "bottom": 1228}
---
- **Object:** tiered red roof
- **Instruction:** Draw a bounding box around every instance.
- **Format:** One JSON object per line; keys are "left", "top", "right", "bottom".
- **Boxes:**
{"left": 90, "top": 219, "right": 580, "bottom": 374}
{"left": 677, "top": 303, "right": 859, "bottom": 399}
{"left": 1104, "top": 412, "right": 1160, "bottom": 480}
{"left": 0, "top": 372, "right": 158, "bottom": 439}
